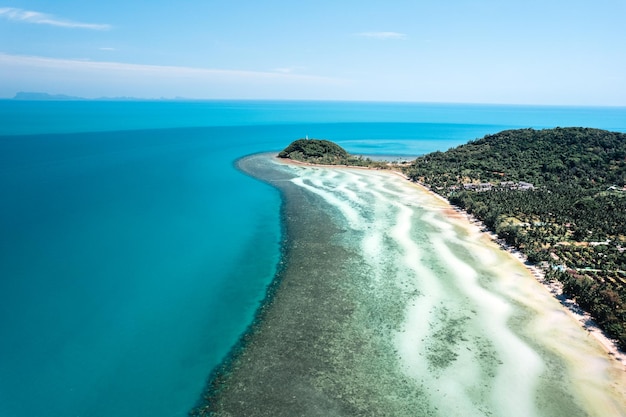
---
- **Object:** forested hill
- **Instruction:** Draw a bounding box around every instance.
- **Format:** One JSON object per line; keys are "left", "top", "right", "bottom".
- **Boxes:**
{"left": 278, "top": 138, "right": 388, "bottom": 168}
{"left": 405, "top": 127, "right": 626, "bottom": 191}
{"left": 404, "top": 127, "right": 626, "bottom": 349}
{"left": 278, "top": 138, "right": 350, "bottom": 164}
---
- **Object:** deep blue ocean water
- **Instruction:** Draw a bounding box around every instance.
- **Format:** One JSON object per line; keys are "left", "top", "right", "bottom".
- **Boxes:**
{"left": 0, "top": 101, "right": 625, "bottom": 417}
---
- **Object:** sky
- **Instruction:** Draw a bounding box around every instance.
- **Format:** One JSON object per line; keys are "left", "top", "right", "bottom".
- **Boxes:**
{"left": 0, "top": 0, "right": 625, "bottom": 105}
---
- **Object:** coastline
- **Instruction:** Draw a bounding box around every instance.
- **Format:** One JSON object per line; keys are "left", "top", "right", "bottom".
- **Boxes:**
{"left": 410, "top": 179, "right": 626, "bottom": 368}
{"left": 193, "top": 153, "right": 626, "bottom": 417}
{"left": 304, "top": 148, "right": 626, "bottom": 368}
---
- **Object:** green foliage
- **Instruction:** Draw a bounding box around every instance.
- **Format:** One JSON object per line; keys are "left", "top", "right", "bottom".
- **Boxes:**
{"left": 407, "top": 127, "right": 626, "bottom": 349}
{"left": 554, "top": 268, "right": 626, "bottom": 349}
{"left": 405, "top": 127, "right": 626, "bottom": 190}
{"left": 278, "top": 138, "right": 349, "bottom": 164}
{"left": 278, "top": 138, "right": 390, "bottom": 168}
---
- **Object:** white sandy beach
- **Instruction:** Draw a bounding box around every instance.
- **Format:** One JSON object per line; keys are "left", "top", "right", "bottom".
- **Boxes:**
{"left": 279, "top": 158, "right": 626, "bottom": 416}
{"left": 411, "top": 177, "right": 626, "bottom": 368}
{"left": 289, "top": 157, "right": 626, "bottom": 366}
{"left": 203, "top": 155, "right": 626, "bottom": 417}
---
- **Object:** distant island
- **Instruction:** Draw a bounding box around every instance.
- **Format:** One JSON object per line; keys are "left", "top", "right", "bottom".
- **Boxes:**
{"left": 12, "top": 92, "right": 86, "bottom": 101}
{"left": 279, "top": 128, "right": 626, "bottom": 349}
{"left": 10, "top": 91, "right": 184, "bottom": 101}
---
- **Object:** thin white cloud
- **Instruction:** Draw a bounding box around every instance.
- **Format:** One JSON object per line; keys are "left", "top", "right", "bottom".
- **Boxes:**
{"left": 0, "top": 7, "right": 111, "bottom": 30}
{"left": 273, "top": 66, "right": 306, "bottom": 74}
{"left": 0, "top": 53, "right": 338, "bottom": 80}
{"left": 0, "top": 52, "right": 345, "bottom": 84}
{"left": 0, "top": 53, "right": 351, "bottom": 99}
{"left": 99, "top": 47, "right": 117, "bottom": 51}
{"left": 356, "top": 31, "right": 407, "bottom": 40}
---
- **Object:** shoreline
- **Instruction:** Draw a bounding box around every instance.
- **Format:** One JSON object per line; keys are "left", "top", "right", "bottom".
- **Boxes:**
{"left": 280, "top": 154, "right": 626, "bottom": 366}
{"left": 194, "top": 153, "right": 626, "bottom": 416}
{"left": 413, "top": 180, "right": 626, "bottom": 368}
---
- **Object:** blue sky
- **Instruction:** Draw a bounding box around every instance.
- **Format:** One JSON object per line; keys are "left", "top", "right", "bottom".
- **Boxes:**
{"left": 0, "top": 0, "right": 625, "bottom": 105}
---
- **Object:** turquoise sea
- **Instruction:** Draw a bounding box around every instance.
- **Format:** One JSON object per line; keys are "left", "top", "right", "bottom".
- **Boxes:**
{"left": 1, "top": 101, "right": 625, "bottom": 417}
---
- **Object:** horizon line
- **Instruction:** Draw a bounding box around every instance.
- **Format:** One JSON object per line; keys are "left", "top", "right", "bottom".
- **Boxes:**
{"left": 3, "top": 93, "right": 626, "bottom": 109}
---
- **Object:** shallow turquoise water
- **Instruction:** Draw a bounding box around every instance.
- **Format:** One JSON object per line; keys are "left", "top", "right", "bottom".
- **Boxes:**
{"left": 0, "top": 101, "right": 625, "bottom": 417}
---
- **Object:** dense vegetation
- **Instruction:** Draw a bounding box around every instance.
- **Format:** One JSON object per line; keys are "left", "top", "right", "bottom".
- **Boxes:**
{"left": 404, "top": 127, "right": 626, "bottom": 349}
{"left": 278, "top": 138, "right": 389, "bottom": 168}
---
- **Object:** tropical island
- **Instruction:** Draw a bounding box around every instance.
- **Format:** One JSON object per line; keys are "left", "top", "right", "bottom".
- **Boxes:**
{"left": 280, "top": 128, "right": 626, "bottom": 349}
